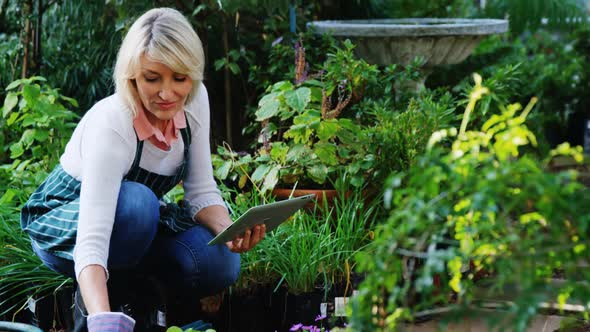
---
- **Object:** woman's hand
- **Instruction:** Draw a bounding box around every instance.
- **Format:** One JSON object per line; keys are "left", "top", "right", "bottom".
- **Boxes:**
{"left": 226, "top": 224, "right": 266, "bottom": 253}
{"left": 87, "top": 312, "right": 135, "bottom": 332}
{"left": 195, "top": 205, "right": 267, "bottom": 253}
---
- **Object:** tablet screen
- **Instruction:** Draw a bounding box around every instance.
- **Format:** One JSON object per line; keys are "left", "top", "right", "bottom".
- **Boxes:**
{"left": 207, "top": 194, "right": 315, "bottom": 246}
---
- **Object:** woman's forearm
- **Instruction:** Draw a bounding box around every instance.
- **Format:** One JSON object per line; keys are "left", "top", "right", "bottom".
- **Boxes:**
{"left": 78, "top": 265, "right": 111, "bottom": 314}
{"left": 195, "top": 204, "right": 233, "bottom": 235}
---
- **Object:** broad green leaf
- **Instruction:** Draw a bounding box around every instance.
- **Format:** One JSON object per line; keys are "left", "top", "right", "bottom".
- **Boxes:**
{"left": 361, "top": 154, "right": 376, "bottom": 169}
{"left": 2, "top": 93, "right": 18, "bottom": 117}
{"left": 317, "top": 120, "right": 340, "bottom": 141}
{"left": 28, "top": 76, "right": 47, "bottom": 82}
{"left": 215, "top": 161, "right": 232, "bottom": 180}
{"left": 214, "top": 58, "right": 226, "bottom": 71}
{"left": 20, "top": 129, "right": 35, "bottom": 147}
{"left": 283, "top": 110, "right": 321, "bottom": 143}
{"left": 228, "top": 50, "right": 240, "bottom": 60}
{"left": 285, "top": 87, "right": 311, "bottom": 113}
{"left": 348, "top": 161, "right": 361, "bottom": 174}
{"left": 23, "top": 84, "right": 41, "bottom": 105}
{"left": 309, "top": 86, "right": 323, "bottom": 102}
{"left": 313, "top": 143, "right": 338, "bottom": 166}
{"left": 38, "top": 114, "right": 50, "bottom": 124}
{"left": 270, "top": 143, "right": 288, "bottom": 163}
{"left": 6, "top": 112, "right": 19, "bottom": 126}
{"left": 293, "top": 109, "right": 321, "bottom": 129}
{"left": 9, "top": 143, "right": 24, "bottom": 159}
{"left": 350, "top": 175, "right": 365, "bottom": 187}
{"left": 22, "top": 115, "right": 38, "bottom": 127}
{"left": 286, "top": 144, "right": 306, "bottom": 162}
{"left": 255, "top": 154, "right": 272, "bottom": 162}
{"left": 5, "top": 79, "right": 23, "bottom": 91}
{"left": 32, "top": 129, "right": 49, "bottom": 142}
{"left": 31, "top": 145, "right": 43, "bottom": 159}
{"left": 306, "top": 164, "right": 328, "bottom": 184}
{"left": 262, "top": 166, "right": 280, "bottom": 192}
{"left": 228, "top": 62, "right": 240, "bottom": 74}
{"left": 283, "top": 125, "right": 313, "bottom": 144}
{"left": 255, "top": 99, "right": 280, "bottom": 121}
{"left": 258, "top": 92, "right": 279, "bottom": 107}
{"left": 251, "top": 164, "right": 271, "bottom": 182}
{"left": 272, "top": 81, "right": 293, "bottom": 92}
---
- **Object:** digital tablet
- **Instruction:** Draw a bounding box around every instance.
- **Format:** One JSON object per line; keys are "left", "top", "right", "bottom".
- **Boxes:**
{"left": 208, "top": 194, "right": 315, "bottom": 246}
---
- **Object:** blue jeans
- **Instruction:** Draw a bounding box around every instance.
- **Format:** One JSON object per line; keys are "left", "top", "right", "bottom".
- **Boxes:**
{"left": 32, "top": 181, "right": 240, "bottom": 298}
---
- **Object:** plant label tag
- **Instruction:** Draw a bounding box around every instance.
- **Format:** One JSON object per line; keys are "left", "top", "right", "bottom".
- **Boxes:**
{"left": 320, "top": 302, "right": 328, "bottom": 317}
{"left": 334, "top": 297, "right": 349, "bottom": 317}
{"left": 157, "top": 310, "right": 166, "bottom": 327}
{"left": 27, "top": 296, "right": 36, "bottom": 313}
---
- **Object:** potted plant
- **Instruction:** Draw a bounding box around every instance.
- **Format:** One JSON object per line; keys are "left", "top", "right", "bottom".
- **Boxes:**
{"left": 213, "top": 41, "right": 378, "bottom": 199}
{"left": 213, "top": 40, "right": 453, "bottom": 205}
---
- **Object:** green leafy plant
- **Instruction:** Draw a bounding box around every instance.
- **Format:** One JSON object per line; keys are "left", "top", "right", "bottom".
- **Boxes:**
{"left": 0, "top": 77, "right": 78, "bottom": 321}
{"left": 1, "top": 76, "right": 78, "bottom": 165}
{"left": 362, "top": 90, "right": 455, "bottom": 182}
{"left": 430, "top": 25, "right": 590, "bottom": 152}
{"left": 253, "top": 187, "right": 379, "bottom": 296}
{"left": 213, "top": 41, "right": 381, "bottom": 192}
{"left": 350, "top": 74, "right": 590, "bottom": 331}
{"left": 0, "top": 76, "right": 78, "bottom": 206}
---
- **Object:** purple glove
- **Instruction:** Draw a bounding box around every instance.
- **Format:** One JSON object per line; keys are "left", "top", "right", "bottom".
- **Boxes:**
{"left": 87, "top": 312, "right": 135, "bottom": 332}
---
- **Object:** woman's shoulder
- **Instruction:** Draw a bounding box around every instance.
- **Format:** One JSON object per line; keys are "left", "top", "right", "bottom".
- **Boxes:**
{"left": 81, "top": 94, "right": 134, "bottom": 136}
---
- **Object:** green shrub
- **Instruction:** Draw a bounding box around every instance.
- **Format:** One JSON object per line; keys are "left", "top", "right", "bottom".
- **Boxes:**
{"left": 350, "top": 74, "right": 590, "bottom": 331}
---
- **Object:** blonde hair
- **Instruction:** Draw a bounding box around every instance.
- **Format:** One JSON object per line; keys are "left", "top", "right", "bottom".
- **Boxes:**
{"left": 114, "top": 7, "right": 205, "bottom": 117}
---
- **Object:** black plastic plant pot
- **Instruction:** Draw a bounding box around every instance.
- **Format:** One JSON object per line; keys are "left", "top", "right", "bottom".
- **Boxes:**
{"left": 282, "top": 291, "right": 325, "bottom": 330}
{"left": 0, "top": 322, "right": 44, "bottom": 332}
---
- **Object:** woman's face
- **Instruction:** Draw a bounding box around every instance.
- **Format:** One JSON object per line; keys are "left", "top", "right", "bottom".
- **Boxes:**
{"left": 135, "top": 55, "right": 193, "bottom": 127}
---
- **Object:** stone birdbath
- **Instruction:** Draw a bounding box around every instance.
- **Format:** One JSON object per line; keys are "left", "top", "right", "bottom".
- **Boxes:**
{"left": 308, "top": 18, "right": 509, "bottom": 91}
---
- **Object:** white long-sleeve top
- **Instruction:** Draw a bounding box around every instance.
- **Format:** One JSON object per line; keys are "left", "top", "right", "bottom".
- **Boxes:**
{"left": 61, "top": 82, "right": 226, "bottom": 280}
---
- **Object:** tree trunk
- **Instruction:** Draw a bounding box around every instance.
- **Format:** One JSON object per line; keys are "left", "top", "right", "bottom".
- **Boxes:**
{"left": 33, "top": 0, "right": 43, "bottom": 76}
{"left": 21, "top": 0, "right": 33, "bottom": 79}
{"left": 222, "top": 14, "right": 233, "bottom": 145}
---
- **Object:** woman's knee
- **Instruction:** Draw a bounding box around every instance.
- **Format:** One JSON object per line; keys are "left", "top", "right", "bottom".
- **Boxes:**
{"left": 175, "top": 240, "right": 241, "bottom": 294}
{"left": 115, "top": 181, "right": 159, "bottom": 226}
{"left": 110, "top": 181, "right": 159, "bottom": 265}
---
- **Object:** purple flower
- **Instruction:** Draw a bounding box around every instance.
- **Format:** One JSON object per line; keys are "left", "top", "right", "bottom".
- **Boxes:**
{"left": 315, "top": 314, "right": 327, "bottom": 322}
{"left": 290, "top": 323, "right": 303, "bottom": 331}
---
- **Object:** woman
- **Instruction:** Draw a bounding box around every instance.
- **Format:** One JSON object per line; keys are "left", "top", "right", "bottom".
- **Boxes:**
{"left": 20, "top": 7, "right": 265, "bottom": 332}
